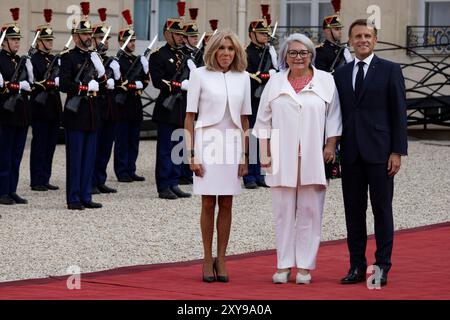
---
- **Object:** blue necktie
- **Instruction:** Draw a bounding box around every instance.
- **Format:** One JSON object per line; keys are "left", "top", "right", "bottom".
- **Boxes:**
{"left": 355, "top": 61, "right": 365, "bottom": 98}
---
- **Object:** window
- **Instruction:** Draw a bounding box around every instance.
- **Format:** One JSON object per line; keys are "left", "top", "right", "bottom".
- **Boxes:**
{"left": 134, "top": 0, "right": 151, "bottom": 40}
{"left": 158, "top": 0, "right": 178, "bottom": 39}
{"left": 425, "top": 1, "right": 450, "bottom": 25}
{"left": 281, "top": 0, "right": 334, "bottom": 27}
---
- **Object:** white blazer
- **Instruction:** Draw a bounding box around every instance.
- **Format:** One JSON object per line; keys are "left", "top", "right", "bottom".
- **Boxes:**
{"left": 186, "top": 66, "right": 252, "bottom": 129}
{"left": 253, "top": 67, "right": 342, "bottom": 187}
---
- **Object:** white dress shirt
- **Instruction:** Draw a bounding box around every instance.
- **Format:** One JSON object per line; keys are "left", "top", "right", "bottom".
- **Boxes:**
{"left": 352, "top": 53, "right": 374, "bottom": 90}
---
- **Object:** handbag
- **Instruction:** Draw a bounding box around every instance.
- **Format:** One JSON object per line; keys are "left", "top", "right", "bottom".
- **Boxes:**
{"left": 324, "top": 142, "right": 341, "bottom": 179}
{"left": 324, "top": 102, "right": 341, "bottom": 180}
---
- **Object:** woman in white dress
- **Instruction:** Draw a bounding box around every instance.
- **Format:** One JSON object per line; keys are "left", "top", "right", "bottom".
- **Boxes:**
{"left": 184, "top": 30, "right": 251, "bottom": 283}
{"left": 253, "top": 33, "right": 342, "bottom": 284}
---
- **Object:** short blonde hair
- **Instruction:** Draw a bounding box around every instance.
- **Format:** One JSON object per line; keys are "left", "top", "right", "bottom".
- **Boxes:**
{"left": 204, "top": 29, "right": 247, "bottom": 72}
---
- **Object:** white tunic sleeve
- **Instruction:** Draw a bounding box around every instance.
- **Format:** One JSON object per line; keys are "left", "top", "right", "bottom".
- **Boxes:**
{"left": 186, "top": 68, "right": 201, "bottom": 113}
{"left": 241, "top": 73, "right": 252, "bottom": 115}
{"left": 325, "top": 85, "right": 342, "bottom": 141}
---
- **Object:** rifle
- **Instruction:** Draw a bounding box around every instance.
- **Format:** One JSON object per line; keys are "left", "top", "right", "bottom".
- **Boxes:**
{"left": 0, "top": 30, "right": 6, "bottom": 52}
{"left": 34, "top": 36, "right": 73, "bottom": 106}
{"left": 328, "top": 42, "right": 349, "bottom": 73}
{"left": 161, "top": 32, "right": 206, "bottom": 111}
{"left": 65, "top": 27, "right": 111, "bottom": 113}
{"left": 115, "top": 35, "right": 157, "bottom": 105}
{"left": 253, "top": 22, "right": 278, "bottom": 99}
{"left": 3, "top": 31, "right": 40, "bottom": 112}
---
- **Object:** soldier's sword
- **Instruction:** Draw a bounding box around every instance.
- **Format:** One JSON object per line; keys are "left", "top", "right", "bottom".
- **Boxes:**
{"left": 144, "top": 35, "right": 158, "bottom": 58}
{"left": 196, "top": 32, "right": 206, "bottom": 50}
{"left": 0, "top": 30, "right": 6, "bottom": 49}
{"left": 63, "top": 35, "right": 73, "bottom": 50}
{"left": 270, "top": 21, "right": 278, "bottom": 39}
{"left": 121, "top": 33, "right": 133, "bottom": 52}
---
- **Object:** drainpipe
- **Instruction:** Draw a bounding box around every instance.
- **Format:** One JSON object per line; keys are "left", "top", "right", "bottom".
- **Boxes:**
{"left": 237, "top": 0, "right": 247, "bottom": 43}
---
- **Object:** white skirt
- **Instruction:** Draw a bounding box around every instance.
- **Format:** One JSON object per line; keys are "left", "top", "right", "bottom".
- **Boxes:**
{"left": 193, "top": 111, "right": 242, "bottom": 195}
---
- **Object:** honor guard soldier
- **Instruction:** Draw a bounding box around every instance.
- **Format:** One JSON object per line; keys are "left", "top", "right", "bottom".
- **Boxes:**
{"left": 60, "top": 2, "right": 105, "bottom": 210}
{"left": 91, "top": 8, "right": 120, "bottom": 194}
{"left": 0, "top": 8, "right": 34, "bottom": 205}
{"left": 177, "top": 7, "right": 203, "bottom": 185}
{"left": 149, "top": 16, "right": 191, "bottom": 200}
{"left": 113, "top": 9, "right": 149, "bottom": 184}
{"left": 315, "top": 12, "right": 352, "bottom": 73}
{"left": 203, "top": 19, "right": 219, "bottom": 49}
{"left": 244, "top": 10, "right": 278, "bottom": 189}
{"left": 29, "top": 9, "right": 63, "bottom": 192}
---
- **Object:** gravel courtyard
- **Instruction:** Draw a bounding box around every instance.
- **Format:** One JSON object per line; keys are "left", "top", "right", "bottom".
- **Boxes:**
{"left": 0, "top": 134, "right": 449, "bottom": 282}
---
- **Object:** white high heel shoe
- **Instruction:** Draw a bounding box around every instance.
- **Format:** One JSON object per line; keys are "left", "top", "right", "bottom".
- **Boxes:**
{"left": 296, "top": 272, "right": 311, "bottom": 284}
{"left": 272, "top": 270, "right": 291, "bottom": 284}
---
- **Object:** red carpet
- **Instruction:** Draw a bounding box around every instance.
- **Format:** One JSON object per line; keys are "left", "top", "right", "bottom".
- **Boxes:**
{"left": 1, "top": 222, "right": 449, "bottom": 300}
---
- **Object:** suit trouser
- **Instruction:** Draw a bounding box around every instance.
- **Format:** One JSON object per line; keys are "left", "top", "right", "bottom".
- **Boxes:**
{"left": 341, "top": 155, "right": 394, "bottom": 272}
{"left": 30, "top": 121, "right": 59, "bottom": 187}
{"left": 114, "top": 120, "right": 140, "bottom": 179}
{"left": 244, "top": 116, "right": 264, "bottom": 184}
{"left": 155, "top": 122, "right": 181, "bottom": 192}
{"left": 93, "top": 119, "right": 117, "bottom": 186}
{"left": 0, "top": 126, "right": 28, "bottom": 196}
{"left": 271, "top": 157, "right": 326, "bottom": 270}
{"left": 65, "top": 129, "right": 97, "bottom": 205}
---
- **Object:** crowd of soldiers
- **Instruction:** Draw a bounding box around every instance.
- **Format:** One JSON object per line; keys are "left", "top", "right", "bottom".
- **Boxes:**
{"left": 0, "top": 1, "right": 350, "bottom": 209}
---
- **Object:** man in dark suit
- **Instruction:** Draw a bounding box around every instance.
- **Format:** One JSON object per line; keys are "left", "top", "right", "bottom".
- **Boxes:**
{"left": 334, "top": 19, "right": 408, "bottom": 287}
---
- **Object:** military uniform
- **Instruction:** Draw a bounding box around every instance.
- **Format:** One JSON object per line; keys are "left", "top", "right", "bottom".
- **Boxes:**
{"left": 60, "top": 4, "right": 104, "bottom": 210}
{"left": 113, "top": 10, "right": 150, "bottom": 183}
{"left": 29, "top": 10, "right": 62, "bottom": 191}
{"left": 244, "top": 18, "right": 276, "bottom": 189}
{"left": 150, "top": 18, "right": 191, "bottom": 199}
{"left": 91, "top": 9, "right": 120, "bottom": 193}
{"left": 315, "top": 15, "right": 351, "bottom": 73}
{"left": 0, "top": 9, "right": 33, "bottom": 205}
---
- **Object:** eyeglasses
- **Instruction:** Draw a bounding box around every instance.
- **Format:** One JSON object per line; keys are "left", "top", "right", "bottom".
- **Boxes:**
{"left": 287, "top": 50, "right": 310, "bottom": 58}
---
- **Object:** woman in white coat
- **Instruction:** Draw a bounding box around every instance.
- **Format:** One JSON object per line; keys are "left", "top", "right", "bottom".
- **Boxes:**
{"left": 253, "top": 33, "right": 342, "bottom": 284}
{"left": 184, "top": 30, "right": 251, "bottom": 283}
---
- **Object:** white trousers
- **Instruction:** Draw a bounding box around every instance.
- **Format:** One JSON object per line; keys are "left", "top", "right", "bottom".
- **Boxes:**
{"left": 271, "top": 158, "right": 326, "bottom": 270}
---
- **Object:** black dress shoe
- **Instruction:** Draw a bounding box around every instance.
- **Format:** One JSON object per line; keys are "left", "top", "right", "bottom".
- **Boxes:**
{"left": 118, "top": 175, "right": 133, "bottom": 183}
{"left": 31, "top": 185, "right": 48, "bottom": 191}
{"left": 170, "top": 186, "right": 191, "bottom": 198}
{"left": 179, "top": 177, "right": 193, "bottom": 185}
{"left": 68, "top": 203, "right": 85, "bottom": 210}
{"left": 10, "top": 193, "right": 28, "bottom": 204}
{"left": 244, "top": 181, "right": 258, "bottom": 189}
{"left": 91, "top": 187, "right": 100, "bottom": 195}
{"left": 97, "top": 184, "right": 117, "bottom": 193}
{"left": 45, "top": 183, "right": 59, "bottom": 190}
{"left": 213, "top": 258, "right": 229, "bottom": 283}
{"left": 341, "top": 267, "right": 367, "bottom": 284}
{"left": 371, "top": 268, "right": 388, "bottom": 287}
{"left": 0, "top": 194, "right": 15, "bottom": 205}
{"left": 130, "top": 174, "right": 145, "bottom": 182}
{"left": 256, "top": 180, "right": 270, "bottom": 188}
{"left": 158, "top": 188, "right": 178, "bottom": 200}
{"left": 83, "top": 201, "right": 103, "bottom": 209}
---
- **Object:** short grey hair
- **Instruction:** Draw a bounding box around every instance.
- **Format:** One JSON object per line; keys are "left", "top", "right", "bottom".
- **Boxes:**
{"left": 277, "top": 33, "right": 316, "bottom": 71}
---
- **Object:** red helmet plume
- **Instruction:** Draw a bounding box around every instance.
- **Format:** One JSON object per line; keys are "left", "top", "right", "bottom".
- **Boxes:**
{"left": 80, "top": 2, "right": 90, "bottom": 17}
{"left": 331, "top": 0, "right": 341, "bottom": 13}
{"left": 261, "top": 4, "right": 269, "bottom": 18}
{"left": 10, "top": 8, "right": 20, "bottom": 21}
{"left": 98, "top": 8, "right": 107, "bottom": 22}
{"left": 189, "top": 8, "right": 199, "bottom": 21}
{"left": 122, "top": 9, "right": 133, "bottom": 26}
{"left": 209, "top": 19, "right": 218, "bottom": 31}
{"left": 177, "top": 1, "right": 186, "bottom": 17}
{"left": 43, "top": 9, "right": 52, "bottom": 24}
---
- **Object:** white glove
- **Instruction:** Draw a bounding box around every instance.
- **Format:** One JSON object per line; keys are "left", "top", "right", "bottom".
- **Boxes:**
{"left": 140, "top": 56, "right": 149, "bottom": 74}
{"left": 0, "top": 72, "right": 3, "bottom": 88}
{"left": 54, "top": 77, "right": 60, "bottom": 87}
{"left": 181, "top": 79, "right": 189, "bottom": 91}
{"left": 87, "top": 79, "right": 99, "bottom": 92}
{"left": 109, "top": 60, "right": 121, "bottom": 80}
{"left": 343, "top": 46, "right": 353, "bottom": 64}
{"left": 19, "top": 80, "right": 31, "bottom": 92}
{"left": 269, "top": 45, "right": 278, "bottom": 70}
{"left": 269, "top": 69, "right": 277, "bottom": 76}
{"left": 187, "top": 59, "right": 196, "bottom": 72}
{"left": 90, "top": 52, "right": 105, "bottom": 78}
{"left": 106, "top": 78, "right": 115, "bottom": 90}
{"left": 135, "top": 80, "right": 144, "bottom": 90}
{"left": 25, "top": 58, "right": 34, "bottom": 83}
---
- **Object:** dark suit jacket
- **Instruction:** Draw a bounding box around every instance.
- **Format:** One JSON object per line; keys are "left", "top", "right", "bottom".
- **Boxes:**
{"left": 334, "top": 55, "right": 408, "bottom": 165}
